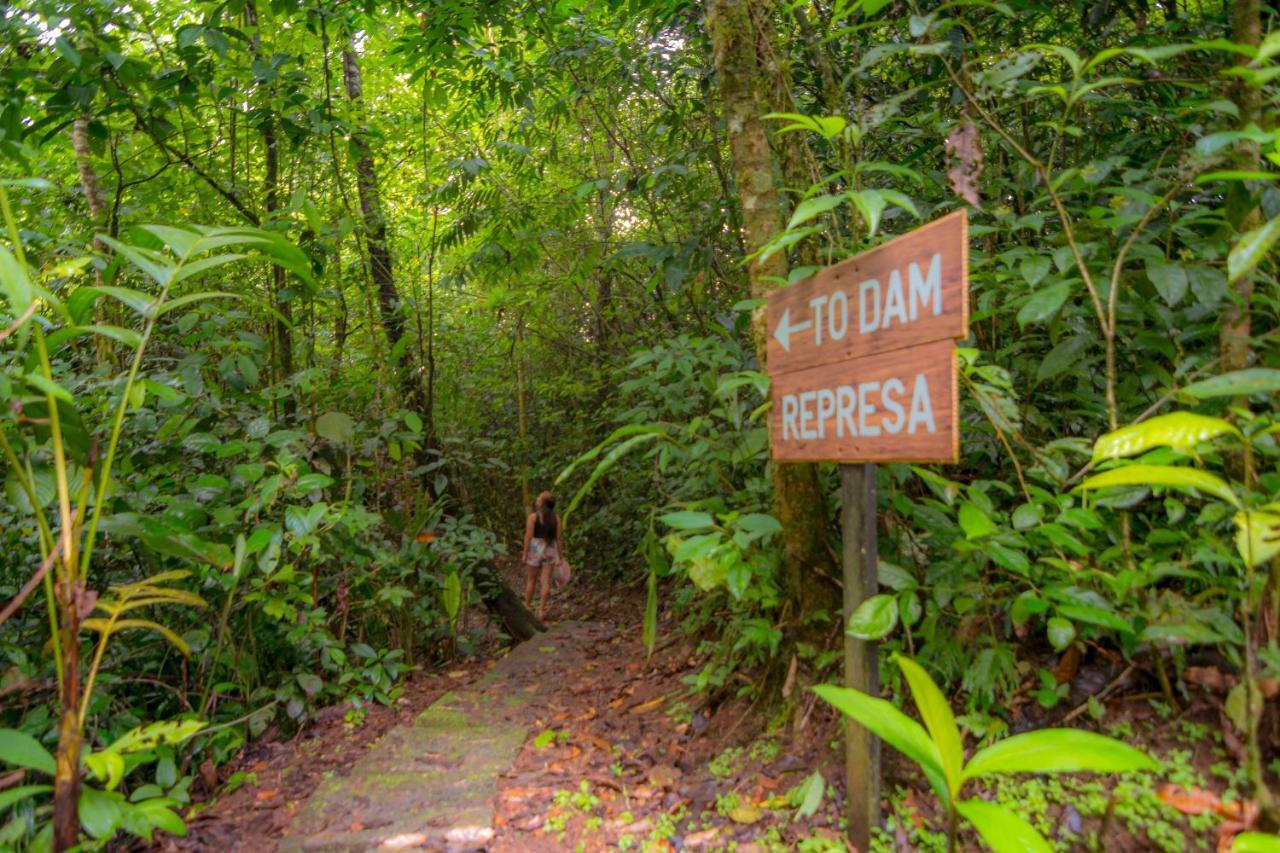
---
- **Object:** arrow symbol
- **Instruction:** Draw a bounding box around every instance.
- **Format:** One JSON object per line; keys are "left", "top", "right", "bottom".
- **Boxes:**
{"left": 772, "top": 307, "right": 813, "bottom": 353}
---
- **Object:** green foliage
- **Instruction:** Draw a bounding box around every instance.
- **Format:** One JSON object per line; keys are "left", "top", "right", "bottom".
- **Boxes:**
{"left": 817, "top": 655, "right": 1156, "bottom": 850}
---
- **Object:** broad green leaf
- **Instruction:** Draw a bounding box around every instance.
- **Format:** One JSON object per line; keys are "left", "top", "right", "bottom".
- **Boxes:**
{"left": 44, "top": 324, "right": 143, "bottom": 351}
{"left": 957, "top": 799, "right": 1053, "bottom": 853}
{"left": 643, "top": 552, "right": 659, "bottom": 657}
{"left": 156, "top": 291, "right": 240, "bottom": 316}
{"left": 1091, "top": 412, "right": 1239, "bottom": 461}
{"left": 1146, "top": 262, "right": 1188, "bottom": 306}
{"left": 762, "top": 112, "right": 822, "bottom": 134}
{"left": 735, "top": 513, "right": 782, "bottom": 539}
{"left": 98, "top": 236, "right": 173, "bottom": 288}
{"left": 1017, "top": 281, "right": 1071, "bottom": 326}
{"left": 788, "top": 194, "right": 844, "bottom": 230}
{"left": 1229, "top": 214, "right": 1280, "bottom": 283}
{"left": 296, "top": 672, "right": 323, "bottom": 698}
{"left": 0, "top": 784, "right": 52, "bottom": 811}
{"left": 315, "top": 411, "right": 356, "bottom": 445}
{"left": 1077, "top": 465, "right": 1240, "bottom": 508}
{"left": 0, "top": 729, "right": 56, "bottom": 775}
{"left": 878, "top": 561, "right": 917, "bottom": 591}
{"left": 962, "top": 728, "right": 1157, "bottom": 781}
{"left": 659, "top": 511, "right": 715, "bottom": 531}
{"left": 1036, "top": 336, "right": 1089, "bottom": 382}
{"left": 134, "top": 798, "right": 187, "bottom": 837}
{"left": 792, "top": 771, "right": 825, "bottom": 819}
{"left": 1019, "top": 255, "right": 1051, "bottom": 286}
{"left": 83, "top": 750, "right": 126, "bottom": 790}
{"left": 812, "top": 684, "right": 949, "bottom": 805}
{"left": 442, "top": 571, "right": 463, "bottom": 621}
{"left": 79, "top": 786, "right": 124, "bottom": 839}
{"left": 140, "top": 225, "right": 199, "bottom": 257}
{"left": 0, "top": 245, "right": 33, "bottom": 320}
{"left": 1234, "top": 511, "right": 1280, "bottom": 568}
{"left": 958, "top": 502, "right": 996, "bottom": 539}
{"left": 1047, "top": 617, "right": 1075, "bottom": 651}
{"left": 171, "top": 253, "right": 249, "bottom": 284}
{"left": 1181, "top": 368, "right": 1280, "bottom": 399}
{"left": 895, "top": 655, "right": 964, "bottom": 797}
{"left": 22, "top": 372, "right": 72, "bottom": 403}
{"left": 846, "top": 594, "right": 898, "bottom": 640}
{"left": 94, "top": 284, "right": 157, "bottom": 317}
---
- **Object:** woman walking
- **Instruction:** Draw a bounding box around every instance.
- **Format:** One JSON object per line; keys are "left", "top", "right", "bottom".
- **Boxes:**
{"left": 522, "top": 491, "right": 566, "bottom": 620}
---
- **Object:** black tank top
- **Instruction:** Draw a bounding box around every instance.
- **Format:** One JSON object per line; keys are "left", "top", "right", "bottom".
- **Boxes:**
{"left": 533, "top": 512, "right": 557, "bottom": 541}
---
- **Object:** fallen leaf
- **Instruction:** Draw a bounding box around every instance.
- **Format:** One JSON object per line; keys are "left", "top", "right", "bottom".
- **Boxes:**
{"left": 631, "top": 696, "right": 665, "bottom": 714}
{"left": 902, "top": 788, "right": 926, "bottom": 829}
{"left": 683, "top": 827, "right": 720, "bottom": 848}
{"left": 255, "top": 789, "right": 279, "bottom": 801}
{"left": 1051, "top": 644, "right": 1080, "bottom": 685}
{"left": 1184, "top": 666, "right": 1232, "bottom": 691}
{"left": 378, "top": 833, "right": 427, "bottom": 849}
{"left": 1158, "top": 784, "right": 1221, "bottom": 816}
{"left": 648, "top": 764, "right": 681, "bottom": 788}
{"left": 728, "top": 805, "right": 763, "bottom": 824}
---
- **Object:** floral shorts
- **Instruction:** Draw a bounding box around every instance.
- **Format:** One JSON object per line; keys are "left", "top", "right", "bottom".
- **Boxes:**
{"left": 526, "top": 538, "right": 559, "bottom": 567}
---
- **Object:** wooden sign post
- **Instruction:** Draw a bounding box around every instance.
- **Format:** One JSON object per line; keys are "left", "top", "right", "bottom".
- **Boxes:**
{"left": 766, "top": 210, "right": 968, "bottom": 852}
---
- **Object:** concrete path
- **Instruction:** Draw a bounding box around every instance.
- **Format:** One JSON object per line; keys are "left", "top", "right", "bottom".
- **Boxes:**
{"left": 279, "top": 622, "right": 609, "bottom": 852}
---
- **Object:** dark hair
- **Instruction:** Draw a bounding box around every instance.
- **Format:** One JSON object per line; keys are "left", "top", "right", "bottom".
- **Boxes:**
{"left": 536, "top": 491, "right": 557, "bottom": 537}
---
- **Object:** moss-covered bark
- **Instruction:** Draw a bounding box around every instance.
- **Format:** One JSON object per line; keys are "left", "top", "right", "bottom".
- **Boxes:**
{"left": 705, "top": 0, "right": 839, "bottom": 637}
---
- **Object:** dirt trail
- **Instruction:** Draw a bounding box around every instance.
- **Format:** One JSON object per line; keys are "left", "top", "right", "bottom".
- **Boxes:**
{"left": 169, "top": 572, "right": 848, "bottom": 852}
{"left": 281, "top": 621, "right": 611, "bottom": 851}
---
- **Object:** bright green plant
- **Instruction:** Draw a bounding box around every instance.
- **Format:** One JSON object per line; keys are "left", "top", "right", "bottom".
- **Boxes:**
{"left": 1075, "top": 388, "right": 1280, "bottom": 827}
{"left": 815, "top": 654, "right": 1156, "bottom": 852}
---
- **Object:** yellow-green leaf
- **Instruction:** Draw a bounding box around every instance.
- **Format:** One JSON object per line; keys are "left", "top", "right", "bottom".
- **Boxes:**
{"left": 1229, "top": 213, "right": 1280, "bottom": 283}
{"left": 1234, "top": 512, "right": 1280, "bottom": 568}
{"left": 82, "top": 618, "right": 191, "bottom": 655}
{"left": 957, "top": 799, "right": 1053, "bottom": 853}
{"left": 1091, "top": 412, "right": 1239, "bottom": 461}
{"left": 895, "top": 655, "right": 964, "bottom": 797}
{"left": 1077, "top": 465, "right": 1240, "bottom": 508}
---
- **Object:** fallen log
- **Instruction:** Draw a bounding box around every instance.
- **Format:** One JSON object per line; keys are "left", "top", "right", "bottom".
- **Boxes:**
{"left": 474, "top": 564, "right": 544, "bottom": 641}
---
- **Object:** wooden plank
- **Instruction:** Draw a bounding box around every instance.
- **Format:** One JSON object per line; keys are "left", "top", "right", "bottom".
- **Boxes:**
{"left": 770, "top": 338, "right": 958, "bottom": 463}
{"left": 841, "top": 463, "right": 880, "bottom": 853}
{"left": 766, "top": 209, "right": 968, "bottom": 376}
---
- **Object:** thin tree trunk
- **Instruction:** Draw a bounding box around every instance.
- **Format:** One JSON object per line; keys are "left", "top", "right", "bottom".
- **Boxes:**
{"left": 705, "top": 0, "right": 838, "bottom": 634}
{"left": 341, "top": 46, "right": 408, "bottom": 352}
{"left": 1222, "top": 0, "right": 1262, "bottom": 371}
{"left": 52, "top": 590, "right": 80, "bottom": 851}
{"left": 246, "top": 2, "right": 295, "bottom": 416}
{"left": 72, "top": 115, "right": 115, "bottom": 364}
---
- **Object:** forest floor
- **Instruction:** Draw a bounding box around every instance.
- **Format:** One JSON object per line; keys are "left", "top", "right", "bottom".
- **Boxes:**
{"left": 160, "top": 566, "right": 1250, "bottom": 853}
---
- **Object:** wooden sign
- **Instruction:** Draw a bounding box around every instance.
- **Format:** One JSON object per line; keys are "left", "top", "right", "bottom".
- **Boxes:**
{"left": 771, "top": 338, "right": 958, "bottom": 462}
{"left": 768, "top": 210, "right": 968, "bottom": 464}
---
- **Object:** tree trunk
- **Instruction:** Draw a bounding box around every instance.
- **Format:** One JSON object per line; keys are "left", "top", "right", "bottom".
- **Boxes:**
{"left": 705, "top": 0, "right": 838, "bottom": 633}
{"left": 246, "top": 2, "right": 295, "bottom": 417}
{"left": 52, "top": 589, "right": 80, "bottom": 851}
{"left": 341, "top": 47, "right": 407, "bottom": 350}
{"left": 72, "top": 115, "right": 115, "bottom": 365}
{"left": 1221, "top": 0, "right": 1262, "bottom": 372}
{"left": 477, "top": 565, "right": 544, "bottom": 641}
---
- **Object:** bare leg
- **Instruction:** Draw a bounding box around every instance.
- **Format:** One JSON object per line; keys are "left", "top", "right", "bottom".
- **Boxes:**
{"left": 524, "top": 564, "right": 536, "bottom": 608}
{"left": 538, "top": 562, "right": 553, "bottom": 620}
